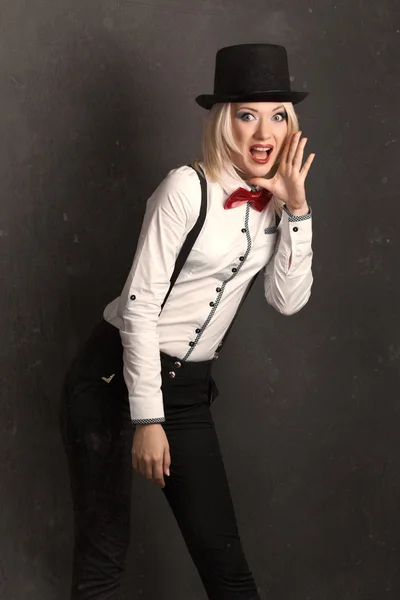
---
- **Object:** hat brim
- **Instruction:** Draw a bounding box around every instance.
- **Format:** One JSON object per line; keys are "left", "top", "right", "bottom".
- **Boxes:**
{"left": 195, "top": 90, "right": 308, "bottom": 110}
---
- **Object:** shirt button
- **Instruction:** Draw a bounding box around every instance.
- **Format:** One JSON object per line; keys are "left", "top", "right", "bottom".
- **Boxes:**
{"left": 241, "top": 228, "right": 247, "bottom": 233}
{"left": 189, "top": 341, "right": 195, "bottom": 347}
{"left": 210, "top": 301, "right": 215, "bottom": 307}
{"left": 293, "top": 226, "right": 299, "bottom": 232}
{"left": 130, "top": 294, "right": 136, "bottom": 301}
{"left": 232, "top": 267, "right": 237, "bottom": 273}
{"left": 174, "top": 361, "right": 182, "bottom": 368}
{"left": 195, "top": 328, "right": 201, "bottom": 334}
{"left": 216, "top": 287, "right": 221, "bottom": 293}
{"left": 168, "top": 371, "right": 176, "bottom": 379}
{"left": 239, "top": 256, "right": 244, "bottom": 261}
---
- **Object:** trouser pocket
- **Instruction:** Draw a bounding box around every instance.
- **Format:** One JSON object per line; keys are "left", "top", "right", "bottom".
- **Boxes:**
{"left": 61, "top": 322, "right": 128, "bottom": 440}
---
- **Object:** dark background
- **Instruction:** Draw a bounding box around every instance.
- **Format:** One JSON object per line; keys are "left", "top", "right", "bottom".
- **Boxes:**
{"left": 1, "top": 0, "right": 399, "bottom": 598}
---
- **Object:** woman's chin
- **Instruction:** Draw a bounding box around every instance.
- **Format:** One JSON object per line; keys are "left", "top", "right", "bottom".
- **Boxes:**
{"left": 232, "top": 154, "right": 275, "bottom": 181}
{"left": 242, "top": 161, "right": 272, "bottom": 181}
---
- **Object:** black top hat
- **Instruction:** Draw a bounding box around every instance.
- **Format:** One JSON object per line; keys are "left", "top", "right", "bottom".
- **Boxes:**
{"left": 196, "top": 43, "right": 308, "bottom": 110}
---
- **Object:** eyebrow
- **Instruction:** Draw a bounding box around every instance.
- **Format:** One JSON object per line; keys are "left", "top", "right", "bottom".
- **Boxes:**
{"left": 237, "top": 105, "right": 285, "bottom": 113}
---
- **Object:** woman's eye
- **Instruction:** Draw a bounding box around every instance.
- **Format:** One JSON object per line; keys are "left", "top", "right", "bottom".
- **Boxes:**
{"left": 237, "top": 112, "right": 256, "bottom": 122}
{"left": 272, "top": 112, "right": 287, "bottom": 122}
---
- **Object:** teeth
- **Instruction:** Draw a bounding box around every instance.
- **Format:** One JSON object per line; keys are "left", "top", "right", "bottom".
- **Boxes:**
{"left": 252, "top": 147, "right": 271, "bottom": 152}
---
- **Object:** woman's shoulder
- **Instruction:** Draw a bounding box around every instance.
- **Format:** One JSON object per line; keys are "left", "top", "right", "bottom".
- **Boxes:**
{"left": 161, "top": 164, "right": 203, "bottom": 194}
{"left": 147, "top": 164, "right": 204, "bottom": 224}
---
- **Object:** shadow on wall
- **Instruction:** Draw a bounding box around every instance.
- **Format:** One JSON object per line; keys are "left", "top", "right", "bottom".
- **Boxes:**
{"left": 7, "top": 28, "right": 169, "bottom": 598}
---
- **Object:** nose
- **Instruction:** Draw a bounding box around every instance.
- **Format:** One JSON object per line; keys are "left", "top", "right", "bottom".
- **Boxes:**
{"left": 254, "top": 117, "right": 272, "bottom": 141}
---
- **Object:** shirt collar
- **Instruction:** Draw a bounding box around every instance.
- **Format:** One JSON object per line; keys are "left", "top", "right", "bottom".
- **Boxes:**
{"left": 199, "top": 161, "right": 253, "bottom": 197}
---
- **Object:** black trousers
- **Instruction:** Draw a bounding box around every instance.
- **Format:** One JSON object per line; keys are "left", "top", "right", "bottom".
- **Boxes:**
{"left": 60, "top": 320, "right": 261, "bottom": 600}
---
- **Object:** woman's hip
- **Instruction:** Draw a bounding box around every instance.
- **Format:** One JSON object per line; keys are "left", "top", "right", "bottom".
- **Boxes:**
{"left": 61, "top": 320, "right": 218, "bottom": 429}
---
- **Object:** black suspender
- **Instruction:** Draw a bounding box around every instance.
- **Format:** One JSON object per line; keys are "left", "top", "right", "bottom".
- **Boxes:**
{"left": 160, "top": 165, "right": 207, "bottom": 311}
{"left": 215, "top": 211, "right": 280, "bottom": 354}
{"left": 216, "top": 272, "right": 259, "bottom": 354}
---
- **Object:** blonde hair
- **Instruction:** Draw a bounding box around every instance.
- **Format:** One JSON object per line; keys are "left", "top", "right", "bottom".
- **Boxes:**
{"left": 198, "top": 102, "right": 299, "bottom": 213}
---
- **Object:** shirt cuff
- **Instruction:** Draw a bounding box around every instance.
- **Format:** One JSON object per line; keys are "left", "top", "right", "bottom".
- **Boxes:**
{"left": 276, "top": 205, "right": 313, "bottom": 275}
{"left": 283, "top": 205, "right": 312, "bottom": 222}
{"left": 132, "top": 417, "right": 166, "bottom": 425}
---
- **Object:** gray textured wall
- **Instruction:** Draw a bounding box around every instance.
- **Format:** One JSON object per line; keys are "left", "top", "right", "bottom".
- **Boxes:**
{"left": 1, "top": 1, "right": 399, "bottom": 598}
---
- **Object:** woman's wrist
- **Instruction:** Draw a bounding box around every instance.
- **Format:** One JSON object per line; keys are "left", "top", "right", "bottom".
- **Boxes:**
{"left": 286, "top": 203, "right": 309, "bottom": 216}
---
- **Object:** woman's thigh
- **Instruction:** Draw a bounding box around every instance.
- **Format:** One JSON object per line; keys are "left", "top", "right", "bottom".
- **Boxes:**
{"left": 162, "top": 387, "right": 259, "bottom": 600}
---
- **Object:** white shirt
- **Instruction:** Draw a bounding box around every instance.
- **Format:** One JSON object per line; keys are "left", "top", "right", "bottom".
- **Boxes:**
{"left": 104, "top": 163, "right": 313, "bottom": 423}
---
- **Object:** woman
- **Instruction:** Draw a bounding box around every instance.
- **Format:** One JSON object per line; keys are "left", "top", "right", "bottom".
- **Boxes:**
{"left": 61, "top": 43, "right": 314, "bottom": 600}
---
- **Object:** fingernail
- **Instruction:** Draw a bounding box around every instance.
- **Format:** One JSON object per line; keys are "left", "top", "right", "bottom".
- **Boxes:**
{"left": 166, "top": 468, "right": 170, "bottom": 476}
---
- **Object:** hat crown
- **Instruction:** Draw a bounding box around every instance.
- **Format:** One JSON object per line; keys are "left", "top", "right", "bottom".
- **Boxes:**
{"left": 195, "top": 42, "right": 308, "bottom": 109}
{"left": 214, "top": 44, "right": 291, "bottom": 96}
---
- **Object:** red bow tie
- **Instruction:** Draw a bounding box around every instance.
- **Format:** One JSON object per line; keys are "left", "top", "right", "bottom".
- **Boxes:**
{"left": 224, "top": 187, "right": 272, "bottom": 212}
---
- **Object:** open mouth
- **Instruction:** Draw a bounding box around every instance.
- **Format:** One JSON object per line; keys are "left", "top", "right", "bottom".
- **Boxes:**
{"left": 249, "top": 144, "right": 274, "bottom": 165}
